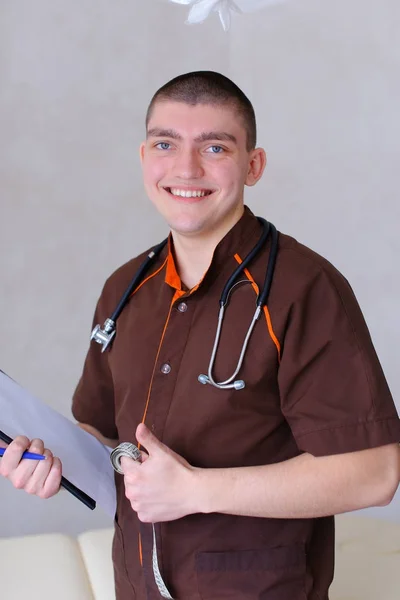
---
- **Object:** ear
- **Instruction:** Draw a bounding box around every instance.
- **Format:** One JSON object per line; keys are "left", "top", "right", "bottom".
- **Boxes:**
{"left": 139, "top": 141, "right": 146, "bottom": 165}
{"left": 245, "top": 147, "right": 267, "bottom": 187}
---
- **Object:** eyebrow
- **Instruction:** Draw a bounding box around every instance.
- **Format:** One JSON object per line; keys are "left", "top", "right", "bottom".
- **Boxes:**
{"left": 195, "top": 131, "right": 237, "bottom": 144}
{"left": 147, "top": 128, "right": 181, "bottom": 140}
{"left": 147, "top": 128, "right": 237, "bottom": 145}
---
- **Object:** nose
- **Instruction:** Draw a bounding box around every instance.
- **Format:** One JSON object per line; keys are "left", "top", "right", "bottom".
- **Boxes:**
{"left": 174, "top": 148, "right": 204, "bottom": 180}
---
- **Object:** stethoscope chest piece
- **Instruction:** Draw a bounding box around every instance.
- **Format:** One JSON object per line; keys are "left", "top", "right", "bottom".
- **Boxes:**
{"left": 91, "top": 318, "right": 116, "bottom": 352}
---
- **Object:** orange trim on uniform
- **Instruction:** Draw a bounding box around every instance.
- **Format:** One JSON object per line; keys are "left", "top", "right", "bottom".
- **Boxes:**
{"left": 164, "top": 237, "right": 209, "bottom": 295}
{"left": 136, "top": 287, "right": 185, "bottom": 568}
{"left": 139, "top": 288, "right": 185, "bottom": 442}
{"left": 140, "top": 238, "right": 204, "bottom": 436}
{"left": 129, "top": 256, "right": 168, "bottom": 299}
{"left": 234, "top": 253, "right": 281, "bottom": 362}
{"left": 165, "top": 239, "right": 182, "bottom": 291}
{"left": 131, "top": 246, "right": 184, "bottom": 569}
{"left": 138, "top": 532, "right": 143, "bottom": 566}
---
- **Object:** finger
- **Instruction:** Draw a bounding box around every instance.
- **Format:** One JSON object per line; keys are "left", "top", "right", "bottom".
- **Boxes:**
{"left": 136, "top": 423, "right": 167, "bottom": 456}
{"left": 120, "top": 455, "right": 142, "bottom": 474}
{"left": 23, "top": 448, "right": 55, "bottom": 495}
{"left": 40, "top": 456, "right": 63, "bottom": 499}
{"left": 25, "top": 438, "right": 46, "bottom": 471}
{"left": 0, "top": 436, "right": 31, "bottom": 477}
{"left": 9, "top": 439, "right": 48, "bottom": 490}
{"left": 140, "top": 451, "right": 149, "bottom": 463}
{"left": 28, "top": 438, "right": 45, "bottom": 456}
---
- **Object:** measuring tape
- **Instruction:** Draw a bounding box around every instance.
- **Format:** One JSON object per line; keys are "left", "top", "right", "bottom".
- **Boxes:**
{"left": 110, "top": 442, "right": 174, "bottom": 600}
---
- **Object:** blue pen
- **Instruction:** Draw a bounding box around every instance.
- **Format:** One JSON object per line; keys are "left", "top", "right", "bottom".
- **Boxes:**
{"left": 0, "top": 448, "right": 46, "bottom": 460}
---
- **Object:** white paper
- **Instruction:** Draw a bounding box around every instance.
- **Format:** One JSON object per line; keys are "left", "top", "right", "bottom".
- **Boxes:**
{"left": 0, "top": 370, "right": 116, "bottom": 518}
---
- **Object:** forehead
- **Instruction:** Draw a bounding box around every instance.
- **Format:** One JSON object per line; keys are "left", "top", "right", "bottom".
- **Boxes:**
{"left": 147, "top": 100, "right": 247, "bottom": 143}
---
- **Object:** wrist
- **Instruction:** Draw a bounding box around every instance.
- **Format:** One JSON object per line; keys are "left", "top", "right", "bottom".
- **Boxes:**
{"left": 188, "top": 467, "right": 214, "bottom": 515}
{"left": 189, "top": 467, "right": 226, "bottom": 515}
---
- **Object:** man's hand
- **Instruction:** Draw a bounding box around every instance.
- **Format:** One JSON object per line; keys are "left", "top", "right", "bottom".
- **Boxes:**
{"left": 121, "top": 423, "right": 198, "bottom": 523}
{"left": 0, "top": 436, "right": 62, "bottom": 499}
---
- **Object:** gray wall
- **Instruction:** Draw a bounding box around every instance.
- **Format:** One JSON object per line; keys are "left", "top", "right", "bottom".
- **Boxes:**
{"left": 0, "top": 0, "right": 399, "bottom": 537}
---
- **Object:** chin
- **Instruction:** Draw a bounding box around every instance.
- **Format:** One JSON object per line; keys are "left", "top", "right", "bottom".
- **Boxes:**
{"left": 167, "top": 217, "right": 206, "bottom": 237}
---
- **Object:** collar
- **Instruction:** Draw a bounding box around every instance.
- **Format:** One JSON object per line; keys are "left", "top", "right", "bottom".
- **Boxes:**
{"left": 164, "top": 206, "right": 262, "bottom": 294}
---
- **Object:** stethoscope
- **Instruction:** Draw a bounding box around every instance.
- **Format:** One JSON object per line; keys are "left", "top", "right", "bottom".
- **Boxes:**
{"left": 91, "top": 217, "right": 278, "bottom": 392}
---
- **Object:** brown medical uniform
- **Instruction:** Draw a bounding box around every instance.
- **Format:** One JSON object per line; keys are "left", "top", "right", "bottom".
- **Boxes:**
{"left": 72, "top": 207, "right": 400, "bottom": 600}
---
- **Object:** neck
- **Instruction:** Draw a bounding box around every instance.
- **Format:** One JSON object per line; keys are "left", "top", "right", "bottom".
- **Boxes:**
{"left": 171, "top": 207, "right": 244, "bottom": 290}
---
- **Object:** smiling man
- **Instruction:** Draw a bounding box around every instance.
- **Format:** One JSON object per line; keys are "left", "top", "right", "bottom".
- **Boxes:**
{"left": 1, "top": 71, "right": 400, "bottom": 600}
{"left": 140, "top": 89, "right": 266, "bottom": 289}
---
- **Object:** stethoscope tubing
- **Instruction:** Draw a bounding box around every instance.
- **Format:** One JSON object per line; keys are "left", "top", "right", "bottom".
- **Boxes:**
{"left": 202, "top": 218, "right": 278, "bottom": 390}
{"left": 206, "top": 304, "right": 262, "bottom": 388}
{"left": 257, "top": 222, "right": 278, "bottom": 308}
{"left": 110, "top": 238, "right": 168, "bottom": 323}
{"left": 220, "top": 218, "right": 270, "bottom": 307}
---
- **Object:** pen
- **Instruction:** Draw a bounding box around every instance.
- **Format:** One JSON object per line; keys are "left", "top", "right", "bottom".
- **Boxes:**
{"left": 0, "top": 447, "right": 45, "bottom": 460}
{"left": 0, "top": 429, "right": 96, "bottom": 511}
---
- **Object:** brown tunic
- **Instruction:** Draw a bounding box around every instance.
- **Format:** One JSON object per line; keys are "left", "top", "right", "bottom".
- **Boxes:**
{"left": 72, "top": 207, "right": 400, "bottom": 600}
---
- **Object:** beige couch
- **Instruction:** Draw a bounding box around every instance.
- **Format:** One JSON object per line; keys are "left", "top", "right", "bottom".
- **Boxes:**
{"left": 1, "top": 514, "right": 399, "bottom": 599}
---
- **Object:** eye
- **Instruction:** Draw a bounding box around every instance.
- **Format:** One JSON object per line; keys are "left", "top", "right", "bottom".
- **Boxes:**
{"left": 155, "top": 142, "right": 171, "bottom": 151}
{"left": 206, "top": 145, "right": 224, "bottom": 154}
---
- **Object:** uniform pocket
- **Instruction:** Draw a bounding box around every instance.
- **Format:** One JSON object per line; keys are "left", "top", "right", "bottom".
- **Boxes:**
{"left": 195, "top": 544, "right": 306, "bottom": 600}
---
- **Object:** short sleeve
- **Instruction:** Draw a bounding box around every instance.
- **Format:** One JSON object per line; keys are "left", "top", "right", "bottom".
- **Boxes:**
{"left": 71, "top": 288, "right": 118, "bottom": 440}
{"left": 278, "top": 265, "right": 400, "bottom": 457}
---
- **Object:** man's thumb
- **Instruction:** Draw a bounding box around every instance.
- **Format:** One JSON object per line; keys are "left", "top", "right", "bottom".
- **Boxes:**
{"left": 136, "top": 423, "right": 165, "bottom": 455}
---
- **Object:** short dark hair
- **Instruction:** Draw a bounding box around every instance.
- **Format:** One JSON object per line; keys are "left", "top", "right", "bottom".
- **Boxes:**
{"left": 146, "top": 71, "right": 257, "bottom": 151}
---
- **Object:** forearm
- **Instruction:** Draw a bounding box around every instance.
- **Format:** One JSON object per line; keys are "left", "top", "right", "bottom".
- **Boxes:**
{"left": 193, "top": 445, "right": 400, "bottom": 519}
{"left": 77, "top": 423, "right": 118, "bottom": 449}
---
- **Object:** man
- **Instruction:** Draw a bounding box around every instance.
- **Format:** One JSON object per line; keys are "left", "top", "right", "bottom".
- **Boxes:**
{"left": 1, "top": 71, "right": 399, "bottom": 600}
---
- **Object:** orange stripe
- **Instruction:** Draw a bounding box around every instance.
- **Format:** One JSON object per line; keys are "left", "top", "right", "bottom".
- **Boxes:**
{"left": 129, "top": 256, "right": 168, "bottom": 299}
{"left": 164, "top": 237, "right": 210, "bottom": 294}
{"left": 234, "top": 253, "right": 281, "bottom": 362}
{"left": 165, "top": 238, "right": 182, "bottom": 290}
{"left": 138, "top": 289, "right": 185, "bottom": 446}
{"left": 138, "top": 532, "right": 143, "bottom": 566}
{"left": 263, "top": 306, "right": 281, "bottom": 362}
{"left": 135, "top": 263, "right": 184, "bottom": 569}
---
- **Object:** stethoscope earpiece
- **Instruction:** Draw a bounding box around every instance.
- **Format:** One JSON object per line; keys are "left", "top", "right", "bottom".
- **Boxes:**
{"left": 198, "top": 374, "right": 246, "bottom": 391}
{"left": 233, "top": 380, "right": 245, "bottom": 391}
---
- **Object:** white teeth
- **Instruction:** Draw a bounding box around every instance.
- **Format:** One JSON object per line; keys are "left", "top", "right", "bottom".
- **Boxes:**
{"left": 169, "top": 188, "right": 209, "bottom": 198}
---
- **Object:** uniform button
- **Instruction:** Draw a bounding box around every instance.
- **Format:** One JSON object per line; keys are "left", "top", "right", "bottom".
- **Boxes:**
{"left": 177, "top": 302, "right": 188, "bottom": 313}
{"left": 161, "top": 363, "right": 171, "bottom": 374}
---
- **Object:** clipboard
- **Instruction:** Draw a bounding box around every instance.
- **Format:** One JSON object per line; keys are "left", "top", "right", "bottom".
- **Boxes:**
{"left": 0, "top": 369, "right": 116, "bottom": 517}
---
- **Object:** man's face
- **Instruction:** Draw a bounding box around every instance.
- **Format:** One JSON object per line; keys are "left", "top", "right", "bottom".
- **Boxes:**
{"left": 140, "top": 101, "right": 265, "bottom": 239}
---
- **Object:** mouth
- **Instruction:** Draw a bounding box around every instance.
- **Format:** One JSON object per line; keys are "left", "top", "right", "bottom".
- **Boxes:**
{"left": 163, "top": 187, "right": 214, "bottom": 199}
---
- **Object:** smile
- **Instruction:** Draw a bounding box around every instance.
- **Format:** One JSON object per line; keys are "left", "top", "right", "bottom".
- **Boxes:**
{"left": 164, "top": 187, "right": 213, "bottom": 198}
